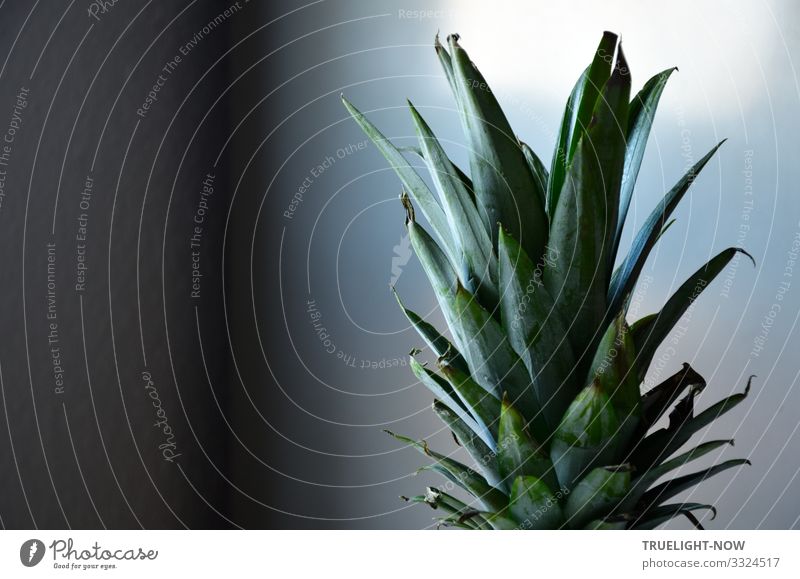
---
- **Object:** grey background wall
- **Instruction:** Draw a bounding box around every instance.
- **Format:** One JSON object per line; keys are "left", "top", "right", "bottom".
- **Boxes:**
{"left": 1, "top": 0, "right": 799, "bottom": 529}
{"left": 0, "top": 0, "right": 235, "bottom": 528}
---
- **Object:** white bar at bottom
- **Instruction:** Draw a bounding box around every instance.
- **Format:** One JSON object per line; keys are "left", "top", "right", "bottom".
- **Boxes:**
{"left": 1, "top": 530, "right": 797, "bottom": 578}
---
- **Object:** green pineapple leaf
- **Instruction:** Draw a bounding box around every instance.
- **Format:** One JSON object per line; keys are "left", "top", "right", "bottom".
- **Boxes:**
{"left": 630, "top": 503, "right": 717, "bottom": 530}
{"left": 639, "top": 459, "right": 750, "bottom": 507}
{"left": 432, "top": 400, "right": 501, "bottom": 488}
{"left": 408, "top": 100, "right": 498, "bottom": 303}
{"left": 639, "top": 363, "right": 706, "bottom": 429}
{"left": 400, "top": 144, "right": 476, "bottom": 205}
{"left": 548, "top": 31, "right": 618, "bottom": 212}
{"left": 342, "top": 96, "right": 458, "bottom": 265}
{"left": 613, "top": 67, "right": 678, "bottom": 260}
{"left": 434, "top": 33, "right": 461, "bottom": 110}
{"left": 409, "top": 357, "right": 492, "bottom": 450}
{"left": 386, "top": 431, "right": 508, "bottom": 511}
{"left": 412, "top": 487, "right": 489, "bottom": 529}
{"left": 497, "top": 226, "right": 578, "bottom": 430}
{"left": 608, "top": 140, "right": 728, "bottom": 319}
{"left": 620, "top": 439, "right": 734, "bottom": 513}
{"left": 544, "top": 45, "right": 630, "bottom": 362}
{"left": 632, "top": 247, "right": 755, "bottom": 382}
{"left": 587, "top": 313, "right": 640, "bottom": 421}
{"left": 497, "top": 396, "right": 558, "bottom": 492}
{"left": 565, "top": 465, "right": 632, "bottom": 529}
{"left": 449, "top": 285, "right": 540, "bottom": 423}
{"left": 520, "top": 141, "right": 549, "bottom": 211}
{"left": 393, "top": 289, "right": 468, "bottom": 374}
{"left": 445, "top": 34, "right": 548, "bottom": 261}
{"left": 508, "top": 475, "right": 565, "bottom": 529}
{"left": 405, "top": 215, "right": 464, "bottom": 339}
{"left": 407, "top": 216, "right": 536, "bottom": 420}
{"left": 596, "top": 44, "right": 632, "bottom": 271}
{"left": 635, "top": 376, "right": 753, "bottom": 469}
{"left": 438, "top": 361, "right": 501, "bottom": 444}
{"left": 550, "top": 381, "right": 621, "bottom": 490}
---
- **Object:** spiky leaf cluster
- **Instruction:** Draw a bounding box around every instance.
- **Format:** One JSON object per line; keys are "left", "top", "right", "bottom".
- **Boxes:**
{"left": 344, "top": 32, "right": 753, "bottom": 530}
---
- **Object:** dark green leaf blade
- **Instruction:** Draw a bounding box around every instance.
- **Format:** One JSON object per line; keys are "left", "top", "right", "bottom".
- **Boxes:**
{"left": 432, "top": 399, "right": 501, "bottom": 488}
{"left": 386, "top": 431, "right": 508, "bottom": 511}
{"left": 635, "top": 377, "right": 753, "bottom": 469}
{"left": 594, "top": 43, "right": 632, "bottom": 272}
{"left": 608, "top": 140, "right": 727, "bottom": 320}
{"left": 550, "top": 382, "right": 621, "bottom": 490}
{"left": 497, "top": 396, "right": 558, "bottom": 492}
{"left": 449, "top": 285, "right": 541, "bottom": 428}
{"left": 544, "top": 138, "right": 609, "bottom": 361}
{"left": 509, "top": 475, "right": 564, "bottom": 529}
{"left": 633, "top": 247, "right": 754, "bottom": 382}
{"left": 544, "top": 46, "right": 630, "bottom": 360}
{"left": 613, "top": 67, "right": 677, "bottom": 261}
{"left": 620, "top": 439, "right": 733, "bottom": 512}
{"left": 405, "top": 214, "right": 463, "bottom": 343}
{"left": 565, "top": 465, "right": 632, "bottom": 529}
{"left": 548, "top": 31, "right": 618, "bottom": 212}
{"left": 639, "top": 363, "right": 706, "bottom": 429}
{"left": 548, "top": 67, "right": 585, "bottom": 215}
{"left": 342, "top": 96, "right": 458, "bottom": 264}
{"left": 438, "top": 361, "right": 501, "bottom": 444}
{"left": 497, "top": 227, "right": 578, "bottom": 430}
{"left": 446, "top": 34, "right": 548, "bottom": 261}
{"left": 409, "top": 358, "right": 492, "bottom": 449}
{"left": 640, "top": 459, "right": 750, "bottom": 507}
{"left": 393, "top": 289, "right": 468, "bottom": 374}
{"left": 406, "top": 215, "right": 540, "bottom": 432}
{"left": 520, "top": 141, "right": 548, "bottom": 211}
{"left": 408, "top": 100, "right": 498, "bottom": 302}
{"left": 569, "top": 32, "right": 619, "bottom": 162}
{"left": 587, "top": 313, "right": 641, "bottom": 422}
{"left": 630, "top": 503, "right": 716, "bottom": 530}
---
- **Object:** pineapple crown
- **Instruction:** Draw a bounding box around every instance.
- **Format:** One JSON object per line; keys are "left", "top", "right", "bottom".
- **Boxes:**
{"left": 343, "top": 31, "right": 754, "bottom": 530}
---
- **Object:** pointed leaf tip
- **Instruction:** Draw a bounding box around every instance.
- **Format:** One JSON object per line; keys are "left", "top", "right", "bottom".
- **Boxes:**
{"left": 737, "top": 247, "right": 756, "bottom": 267}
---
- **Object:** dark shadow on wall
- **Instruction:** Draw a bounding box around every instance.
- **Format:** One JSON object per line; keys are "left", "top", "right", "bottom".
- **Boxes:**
{"left": 0, "top": 0, "right": 235, "bottom": 529}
